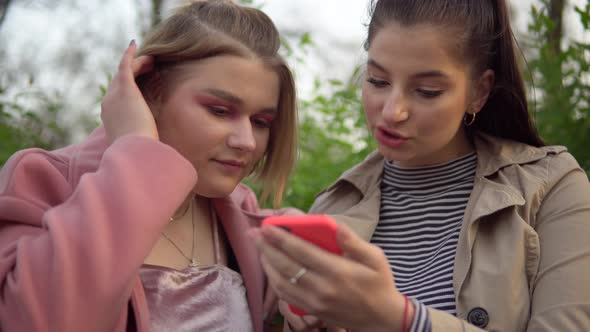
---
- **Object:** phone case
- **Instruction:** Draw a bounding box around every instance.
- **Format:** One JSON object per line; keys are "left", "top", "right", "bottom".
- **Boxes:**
{"left": 262, "top": 214, "right": 342, "bottom": 315}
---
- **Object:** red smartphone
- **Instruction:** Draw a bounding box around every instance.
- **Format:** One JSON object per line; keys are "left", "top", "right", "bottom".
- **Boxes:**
{"left": 261, "top": 214, "right": 342, "bottom": 315}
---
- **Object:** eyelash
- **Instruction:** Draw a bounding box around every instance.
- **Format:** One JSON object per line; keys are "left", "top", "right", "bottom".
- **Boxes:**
{"left": 367, "top": 77, "right": 443, "bottom": 99}
{"left": 367, "top": 77, "right": 388, "bottom": 88}
{"left": 416, "top": 89, "right": 443, "bottom": 98}
{"left": 252, "top": 118, "right": 272, "bottom": 129}
{"left": 208, "top": 105, "right": 229, "bottom": 116}
{"left": 208, "top": 106, "right": 272, "bottom": 129}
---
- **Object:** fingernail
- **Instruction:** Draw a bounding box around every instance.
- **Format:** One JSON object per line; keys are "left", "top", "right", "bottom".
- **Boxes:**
{"left": 129, "top": 39, "right": 136, "bottom": 47}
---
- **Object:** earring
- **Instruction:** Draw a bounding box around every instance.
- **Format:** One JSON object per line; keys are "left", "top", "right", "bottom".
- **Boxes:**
{"left": 464, "top": 112, "right": 477, "bottom": 126}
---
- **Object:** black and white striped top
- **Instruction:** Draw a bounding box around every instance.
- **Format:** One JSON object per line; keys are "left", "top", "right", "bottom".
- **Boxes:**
{"left": 371, "top": 152, "right": 477, "bottom": 330}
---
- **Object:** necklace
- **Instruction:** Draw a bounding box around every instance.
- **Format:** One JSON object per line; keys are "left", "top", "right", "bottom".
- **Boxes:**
{"left": 169, "top": 199, "right": 191, "bottom": 221}
{"left": 162, "top": 198, "right": 198, "bottom": 267}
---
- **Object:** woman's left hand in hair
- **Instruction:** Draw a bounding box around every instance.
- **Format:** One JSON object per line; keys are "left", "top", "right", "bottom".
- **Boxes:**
{"left": 101, "top": 40, "right": 157, "bottom": 144}
{"left": 253, "top": 224, "right": 409, "bottom": 332}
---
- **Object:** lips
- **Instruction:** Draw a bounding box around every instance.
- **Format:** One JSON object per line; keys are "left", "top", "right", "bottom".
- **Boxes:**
{"left": 379, "top": 126, "right": 408, "bottom": 139}
{"left": 212, "top": 159, "right": 248, "bottom": 173}
{"left": 215, "top": 159, "right": 246, "bottom": 167}
{"left": 375, "top": 126, "right": 409, "bottom": 148}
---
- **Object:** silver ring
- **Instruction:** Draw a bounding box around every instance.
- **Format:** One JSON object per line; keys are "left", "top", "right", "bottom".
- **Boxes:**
{"left": 289, "top": 267, "right": 307, "bottom": 285}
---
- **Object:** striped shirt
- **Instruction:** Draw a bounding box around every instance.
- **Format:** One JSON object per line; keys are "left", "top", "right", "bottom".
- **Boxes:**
{"left": 371, "top": 152, "right": 477, "bottom": 331}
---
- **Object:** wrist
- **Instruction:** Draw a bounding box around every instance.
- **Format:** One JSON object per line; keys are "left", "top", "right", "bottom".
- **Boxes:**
{"left": 367, "top": 292, "right": 412, "bottom": 332}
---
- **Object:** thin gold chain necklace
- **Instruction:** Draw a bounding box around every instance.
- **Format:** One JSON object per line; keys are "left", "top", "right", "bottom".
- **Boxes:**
{"left": 162, "top": 198, "right": 198, "bottom": 267}
{"left": 169, "top": 199, "right": 191, "bottom": 222}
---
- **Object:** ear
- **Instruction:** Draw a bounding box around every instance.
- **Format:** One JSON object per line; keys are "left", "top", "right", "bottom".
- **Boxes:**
{"left": 138, "top": 71, "right": 164, "bottom": 119}
{"left": 470, "top": 69, "right": 495, "bottom": 113}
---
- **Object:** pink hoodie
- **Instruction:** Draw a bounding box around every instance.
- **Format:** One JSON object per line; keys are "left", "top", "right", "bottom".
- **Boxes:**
{"left": 0, "top": 126, "right": 294, "bottom": 332}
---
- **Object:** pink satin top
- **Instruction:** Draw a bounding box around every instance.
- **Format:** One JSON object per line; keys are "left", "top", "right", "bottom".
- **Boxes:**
{"left": 139, "top": 204, "right": 254, "bottom": 331}
{"left": 139, "top": 264, "right": 253, "bottom": 331}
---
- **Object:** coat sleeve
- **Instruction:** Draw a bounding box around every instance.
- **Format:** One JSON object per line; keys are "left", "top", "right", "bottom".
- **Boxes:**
{"left": 0, "top": 135, "right": 197, "bottom": 332}
{"left": 426, "top": 308, "right": 484, "bottom": 331}
{"left": 524, "top": 153, "right": 590, "bottom": 331}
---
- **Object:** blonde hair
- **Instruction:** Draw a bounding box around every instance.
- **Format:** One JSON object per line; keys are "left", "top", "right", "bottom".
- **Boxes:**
{"left": 137, "top": 0, "right": 297, "bottom": 207}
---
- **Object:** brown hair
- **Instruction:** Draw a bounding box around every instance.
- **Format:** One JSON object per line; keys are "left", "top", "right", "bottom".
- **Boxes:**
{"left": 365, "top": 0, "right": 544, "bottom": 147}
{"left": 137, "top": 0, "right": 297, "bottom": 207}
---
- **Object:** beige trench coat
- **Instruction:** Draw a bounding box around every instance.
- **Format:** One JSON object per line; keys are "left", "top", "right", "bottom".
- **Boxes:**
{"left": 309, "top": 133, "right": 590, "bottom": 331}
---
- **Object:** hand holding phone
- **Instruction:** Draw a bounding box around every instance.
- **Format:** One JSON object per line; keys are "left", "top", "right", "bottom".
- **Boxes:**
{"left": 262, "top": 214, "right": 342, "bottom": 315}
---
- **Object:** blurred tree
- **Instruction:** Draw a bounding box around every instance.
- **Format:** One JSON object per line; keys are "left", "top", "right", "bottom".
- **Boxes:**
{"left": 0, "top": 0, "right": 11, "bottom": 28}
{"left": 0, "top": 85, "right": 72, "bottom": 164}
{"left": 281, "top": 70, "right": 375, "bottom": 211}
{"left": 548, "top": 0, "right": 565, "bottom": 57}
{"left": 0, "top": 1, "right": 133, "bottom": 167}
{"left": 526, "top": 0, "right": 590, "bottom": 173}
{"left": 138, "top": 0, "right": 164, "bottom": 37}
{"left": 151, "top": 0, "right": 163, "bottom": 27}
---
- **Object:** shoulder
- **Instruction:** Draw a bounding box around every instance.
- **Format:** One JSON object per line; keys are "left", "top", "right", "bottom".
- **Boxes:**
{"left": 540, "top": 149, "right": 585, "bottom": 183}
{"left": 0, "top": 147, "right": 72, "bottom": 225}
{"left": 0, "top": 148, "right": 71, "bottom": 197}
{"left": 0, "top": 127, "right": 109, "bottom": 222}
{"left": 475, "top": 135, "right": 589, "bottom": 223}
{"left": 310, "top": 151, "right": 384, "bottom": 214}
{"left": 319, "top": 151, "right": 384, "bottom": 196}
{"left": 507, "top": 143, "right": 579, "bottom": 183}
{"left": 474, "top": 133, "right": 580, "bottom": 182}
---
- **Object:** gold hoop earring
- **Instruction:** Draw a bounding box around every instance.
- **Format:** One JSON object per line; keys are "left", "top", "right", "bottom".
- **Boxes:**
{"left": 464, "top": 112, "right": 477, "bottom": 126}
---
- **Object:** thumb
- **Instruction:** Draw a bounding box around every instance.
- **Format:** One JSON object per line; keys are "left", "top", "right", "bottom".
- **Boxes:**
{"left": 262, "top": 282, "right": 278, "bottom": 323}
{"left": 337, "top": 223, "right": 388, "bottom": 271}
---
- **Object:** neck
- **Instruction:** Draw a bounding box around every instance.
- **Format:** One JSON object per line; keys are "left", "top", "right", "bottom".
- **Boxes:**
{"left": 193, "top": 195, "right": 212, "bottom": 220}
{"left": 171, "top": 194, "right": 212, "bottom": 223}
{"left": 171, "top": 195, "right": 193, "bottom": 220}
{"left": 174, "top": 194, "right": 209, "bottom": 215}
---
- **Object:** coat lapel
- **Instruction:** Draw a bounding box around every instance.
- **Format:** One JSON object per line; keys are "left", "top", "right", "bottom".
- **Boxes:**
{"left": 453, "top": 176, "right": 526, "bottom": 299}
{"left": 213, "top": 196, "right": 265, "bottom": 332}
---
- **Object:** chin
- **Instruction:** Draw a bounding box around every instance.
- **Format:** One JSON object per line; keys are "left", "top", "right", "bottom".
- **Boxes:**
{"left": 379, "top": 148, "right": 423, "bottom": 167}
{"left": 378, "top": 146, "right": 402, "bottom": 161}
{"left": 194, "top": 181, "right": 239, "bottom": 198}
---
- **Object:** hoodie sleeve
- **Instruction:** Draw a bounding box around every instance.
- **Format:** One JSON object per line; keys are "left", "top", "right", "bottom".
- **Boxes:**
{"left": 0, "top": 135, "right": 197, "bottom": 332}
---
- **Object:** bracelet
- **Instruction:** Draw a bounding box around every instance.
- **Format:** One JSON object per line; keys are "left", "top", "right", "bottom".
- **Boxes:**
{"left": 401, "top": 294, "right": 410, "bottom": 332}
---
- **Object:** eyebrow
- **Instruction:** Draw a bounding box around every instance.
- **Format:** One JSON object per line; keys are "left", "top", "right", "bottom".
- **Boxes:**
{"left": 412, "top": 71, "right": 448, "bottom": 80}
{"left": 204, "top": 88, "right": 243, "bottom": 105}
{"left": 204, "top": 88, "right": 278, "bottom": 114}
{"left": 367, "top": 58, "right": 450, "bottom": 80}
{"left": 367, "top": 58, "right": 387, "bottom": 73}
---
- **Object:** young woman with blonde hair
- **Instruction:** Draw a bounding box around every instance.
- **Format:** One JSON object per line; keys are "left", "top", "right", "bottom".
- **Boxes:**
{"left": 0, "top": 1, "right": 297, "bottom": 331}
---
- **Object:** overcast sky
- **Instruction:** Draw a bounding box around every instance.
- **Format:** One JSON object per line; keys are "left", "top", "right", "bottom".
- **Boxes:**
{"left": 1, "top": 0, "right": 588, "bottom": 139}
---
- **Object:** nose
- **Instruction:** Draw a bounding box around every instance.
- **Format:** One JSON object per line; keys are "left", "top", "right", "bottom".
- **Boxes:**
{"left": 227, "top": 118, "right": 256, "bottom": 152}
{"left": 382, "top": 90, "right": 409, "bottom": 123}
